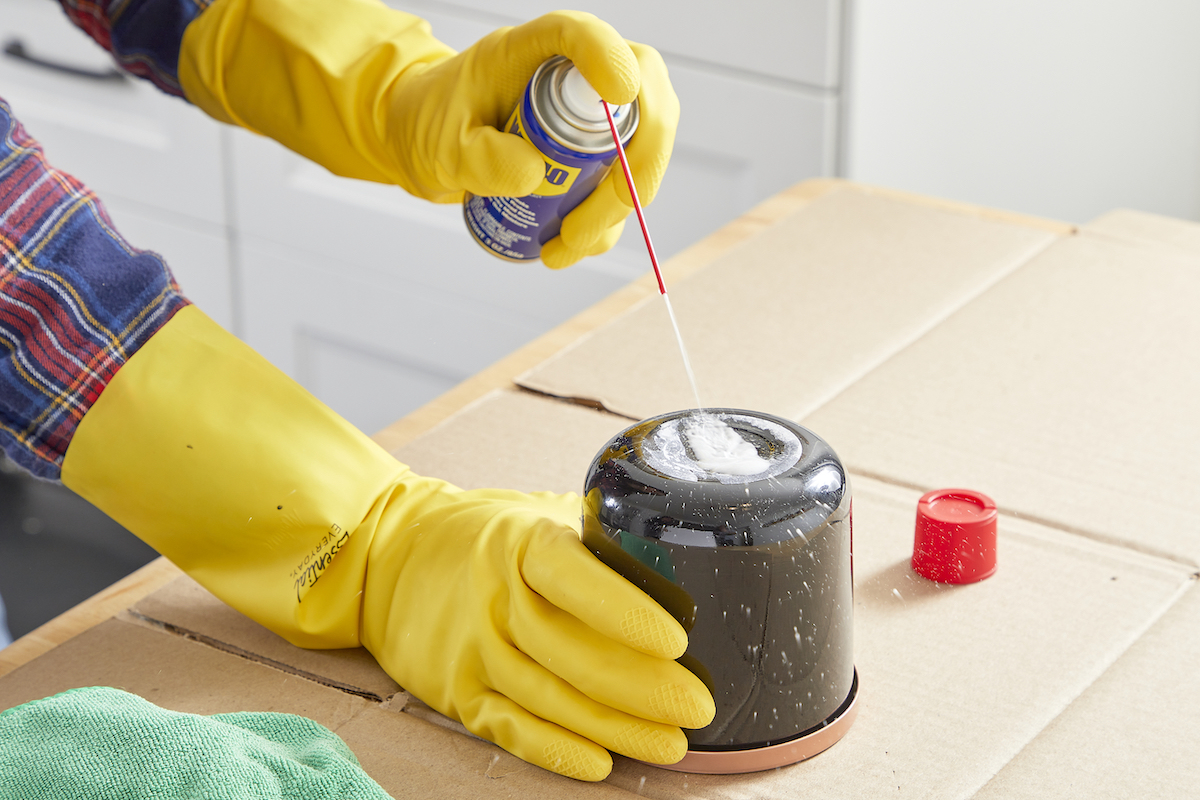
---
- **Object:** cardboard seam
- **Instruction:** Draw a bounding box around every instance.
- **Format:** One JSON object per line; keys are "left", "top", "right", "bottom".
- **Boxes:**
{"left": 512, "top": 183, "right": 856, "bottom": 410}
{"left": 964, "top": 578, "right": 1199, "bottom": 800}
{"left": 519, "top": 198, "right": 1071, "bottom": 421}
{"left": 513, "top": 383, "right": 640, "bottom": 421}
{"left": 121, "top": 609, "right": 403, "bottom": 705}
{"left": 512, "top": 287, "right": 663, "bottom": 405}
{"left": 847, "top": 467, "right": 1200, "bottom": 570}
{"left": 793, "top": 230, "right": 1067, "bottom": 423}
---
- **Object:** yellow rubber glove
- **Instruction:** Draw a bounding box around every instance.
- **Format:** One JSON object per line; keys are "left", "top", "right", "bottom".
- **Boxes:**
{"left": 179, "top": 0, "right": 678, "bottom": 268}
{"left": 60, "top": 307, "right": 713, "bottom": 781}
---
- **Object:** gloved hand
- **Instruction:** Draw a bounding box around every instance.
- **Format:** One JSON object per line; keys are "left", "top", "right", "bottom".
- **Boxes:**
{"left": 180, "top": 0, "right": 678, "bottom": 268}
{"left": 0, "top": 687, "right": 394, "bottom": 800}
{"left": 61, "top": 307, "right": 713, "bottom": 781}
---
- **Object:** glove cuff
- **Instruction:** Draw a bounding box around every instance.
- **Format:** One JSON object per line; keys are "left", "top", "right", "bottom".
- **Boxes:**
{"left": 61, "top": 306, "right": 421, "bottom": 647}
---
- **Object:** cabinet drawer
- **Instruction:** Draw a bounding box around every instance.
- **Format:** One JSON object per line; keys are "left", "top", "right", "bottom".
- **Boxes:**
{"left": 0, "top": 0, "right": 225, "bottom": 225}
{"left": 390, "top": 0, "right": 843, "bottom": 88}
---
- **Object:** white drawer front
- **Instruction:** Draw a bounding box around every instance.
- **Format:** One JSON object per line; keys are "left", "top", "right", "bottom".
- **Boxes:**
{"left": 0, "top": 0, "right": 225, "bottom": 225}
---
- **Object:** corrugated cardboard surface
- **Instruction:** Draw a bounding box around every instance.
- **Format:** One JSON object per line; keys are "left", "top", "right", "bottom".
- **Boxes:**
{"left": 334, "top": 706, "right": 636, "bottom": 799}
{"left": 0, "top": 619, "right": 371, "bottom": 725}
{"left": 802, "top": 229, "right": 1200, "bottom": 565}
{"left": 0, "top": 618, "right": 637, "bottom": 798}
{"left": 4, "top": 184, "right": 1198, "bottom": 797}
{"left": 518, "top": 186, "right": 1059, "bottom": 420}
{"left": 972, "top": 582, "right": 1200, "bottom": 800}
{"left": 384, "top": 390, "right": 1196, "bottom": 799}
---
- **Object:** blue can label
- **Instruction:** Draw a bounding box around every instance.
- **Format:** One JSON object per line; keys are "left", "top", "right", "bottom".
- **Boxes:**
{"left": 464, "top": 84, "right": 622, "bottom": 262}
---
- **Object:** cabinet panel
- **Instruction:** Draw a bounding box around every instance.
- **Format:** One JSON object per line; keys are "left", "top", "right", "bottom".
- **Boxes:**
{"left": 299, "top": 332, "right": 459, "bottom": 437}
{"left": 0, "top": 0, "right": 225, "bottom": 225}
{"left": 229, "top": 130, "right": 635, "bottom": 323}
{"left": 391, "top": 0, "right": 842, "bottom": 88}
{"left": 238, "top": 236, "right": 555, "bottom": 433}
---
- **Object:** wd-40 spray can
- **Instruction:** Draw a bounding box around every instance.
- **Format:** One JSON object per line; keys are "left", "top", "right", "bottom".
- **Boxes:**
{"left": 463, "top": 55, "right": 639, "bottom": 262}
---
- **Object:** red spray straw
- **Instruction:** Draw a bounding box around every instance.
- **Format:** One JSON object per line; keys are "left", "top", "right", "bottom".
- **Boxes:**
{"left": 604, "top": 101, "right": 667, "bottom": 296}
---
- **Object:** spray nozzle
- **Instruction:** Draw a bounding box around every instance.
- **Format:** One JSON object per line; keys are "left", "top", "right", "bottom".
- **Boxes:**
{"left": 560, "top": 66, "right": 606, "bottom": 122}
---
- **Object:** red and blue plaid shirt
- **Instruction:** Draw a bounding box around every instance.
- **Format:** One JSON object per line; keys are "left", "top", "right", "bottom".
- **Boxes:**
{"left": 1, "top": 0, "right": 208, "bottom": 480}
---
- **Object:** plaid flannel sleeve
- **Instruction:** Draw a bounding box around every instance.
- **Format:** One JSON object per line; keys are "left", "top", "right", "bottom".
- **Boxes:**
{"left": 0, "top": 98, "right": 189, "bottom": 481}
{"left": 59, "top": 0, "right": 213, "bottom": 97}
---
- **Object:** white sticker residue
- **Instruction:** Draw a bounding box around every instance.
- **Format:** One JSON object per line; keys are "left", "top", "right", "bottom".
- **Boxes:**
{"left": 642, "top": 412, "right": 802, "bottom": 484}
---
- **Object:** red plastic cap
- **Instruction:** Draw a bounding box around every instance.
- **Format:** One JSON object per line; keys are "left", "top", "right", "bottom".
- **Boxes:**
{"left": 912, "top": 489, "right": 997, "bottom": 584}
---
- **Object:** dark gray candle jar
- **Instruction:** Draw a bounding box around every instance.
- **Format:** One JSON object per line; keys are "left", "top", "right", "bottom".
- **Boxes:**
{"left": 582, "top": 409, "right": 858, "bottom": 773}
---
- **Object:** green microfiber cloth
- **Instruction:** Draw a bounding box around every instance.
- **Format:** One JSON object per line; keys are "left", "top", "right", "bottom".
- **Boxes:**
{"left": 0, "top": 686, "right": 394, "bottom": 799}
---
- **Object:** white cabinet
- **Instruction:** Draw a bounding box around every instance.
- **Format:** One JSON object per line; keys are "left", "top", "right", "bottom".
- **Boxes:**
{"left": 3, "top": 0, "right": 843, "bottom": 434}
{"left": 419, "top": 0, "right": 843, "bottom": 88}
{"left": 229, "top": 129, "right": 641, "bottom": 432}
{"left": 0, "top": 0, "right": 225, "bottom": 224}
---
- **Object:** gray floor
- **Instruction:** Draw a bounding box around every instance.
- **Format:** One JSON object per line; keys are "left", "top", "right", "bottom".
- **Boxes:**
{"left": 0, "top": 454, "right": 158, "bottom": 641}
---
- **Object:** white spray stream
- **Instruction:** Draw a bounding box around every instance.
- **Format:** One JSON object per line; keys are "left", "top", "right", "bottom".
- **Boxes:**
{"left": 602, "top": 98, "right": 705, "bottom": 411}
{"left": 662, "top": 293, "right": 704, "bottom": 411}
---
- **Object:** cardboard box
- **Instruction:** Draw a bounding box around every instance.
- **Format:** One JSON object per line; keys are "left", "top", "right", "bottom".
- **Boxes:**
{"left": 129, "top": 575, "right": 401, "bottom": 702}
{"left": 972, "top": 582, "right": 1200, "bottom": 799}
{"left": 1085, "top": 208, "right": 1200, "bottom": 255}
{"left": 3, "top": 182, "right": 1197, "bottom": 797}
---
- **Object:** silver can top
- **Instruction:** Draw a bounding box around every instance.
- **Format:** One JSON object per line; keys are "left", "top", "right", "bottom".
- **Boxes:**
{"left": 531, "top": 55, "right": 640, "bottom": 153}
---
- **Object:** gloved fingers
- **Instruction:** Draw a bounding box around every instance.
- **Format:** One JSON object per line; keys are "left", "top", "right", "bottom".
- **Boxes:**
{"left": 540, "top": 219, "right": 626, "bottom": 269}
{"left": 456, "top": 124, "right": 546, "bottom": 197}
{"left": 507, "top": 582, "right": 715, "bottom": 730}
{"left": 461, "top": 689, "right": 614, "bottom": 781}
{"left": 521, "top": 525, "right": 688, "bottom": 660}
{"left": 502, "top": 11, "right": 640, "bottom": 104}
{"left": 479, "top": 642, "right": 690, "bottom": 767}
